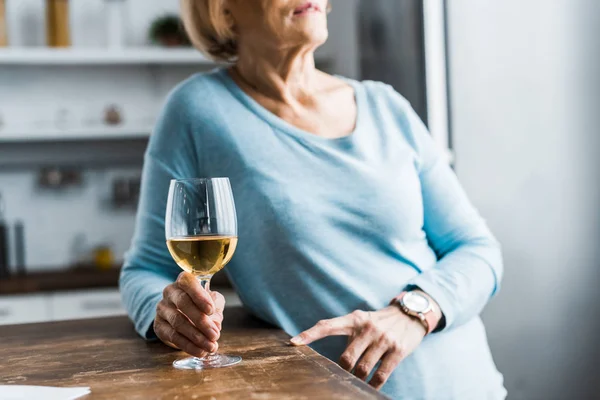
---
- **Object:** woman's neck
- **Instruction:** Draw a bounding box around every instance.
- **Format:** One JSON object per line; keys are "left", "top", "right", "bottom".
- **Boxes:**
{"left": 233, "top": 44, "right": 319, "bottom": 104}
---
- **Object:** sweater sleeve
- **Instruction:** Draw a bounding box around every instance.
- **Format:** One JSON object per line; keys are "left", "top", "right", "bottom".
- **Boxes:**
{"left": 119, "top": 88, "right": 200, "bottom": 339}
{"left": 384, "top": 84, "right": 503, "bottom": 330}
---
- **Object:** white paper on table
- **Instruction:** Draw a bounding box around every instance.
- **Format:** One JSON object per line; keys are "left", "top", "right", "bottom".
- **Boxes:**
{"left": 0, "top": 385, "right": 91, "bottom": 400}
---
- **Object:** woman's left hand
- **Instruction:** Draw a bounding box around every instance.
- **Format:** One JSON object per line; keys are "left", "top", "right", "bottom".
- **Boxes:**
{"left": 290, "top": 306, "right": 426, "bottom": 390}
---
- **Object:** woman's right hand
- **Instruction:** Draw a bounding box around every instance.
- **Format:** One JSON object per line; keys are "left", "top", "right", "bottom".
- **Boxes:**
{"left": 154, "top": 272, "right": 225, "bottom": 357}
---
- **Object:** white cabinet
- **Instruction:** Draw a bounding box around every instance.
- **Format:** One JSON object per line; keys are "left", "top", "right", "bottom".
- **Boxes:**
{"left": 0, "top": 294, "right": 50, "bottom": 325}
{"left": 0, "top": 288, "right": 241, "bottom": 326}
{"left": 51, "top": 289, "right": 126, "bottom": 321}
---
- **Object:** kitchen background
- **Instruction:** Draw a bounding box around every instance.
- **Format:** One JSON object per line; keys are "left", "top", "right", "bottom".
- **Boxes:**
{"left": 1, "top": 1, "right": 599, "bottom": 400}
{"left": 0, "top": 0, "right": 358, "bottom": 269}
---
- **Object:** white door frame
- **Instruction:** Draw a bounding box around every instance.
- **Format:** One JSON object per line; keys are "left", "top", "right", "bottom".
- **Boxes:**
{"left": 423, "top": 0, "right": 453, "bottom": 163}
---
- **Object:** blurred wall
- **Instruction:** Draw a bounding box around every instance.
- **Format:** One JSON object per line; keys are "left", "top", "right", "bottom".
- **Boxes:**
{"left": 447, "top": 1, "right": 600, "bottom": 399}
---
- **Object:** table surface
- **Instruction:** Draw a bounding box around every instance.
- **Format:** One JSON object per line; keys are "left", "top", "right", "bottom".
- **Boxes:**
{"left": 0, "top": 307, "right": 388, "bottom": 399}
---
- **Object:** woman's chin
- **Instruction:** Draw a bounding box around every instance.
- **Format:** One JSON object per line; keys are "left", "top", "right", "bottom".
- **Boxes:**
{"left": 289, "top": 28, "right": 328, "bottom": 49}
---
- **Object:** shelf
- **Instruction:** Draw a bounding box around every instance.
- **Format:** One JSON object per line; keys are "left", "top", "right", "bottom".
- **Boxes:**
{"left": 0, "top": 48, "right": 332, "bottom": 66}
{"left": 0, "top": 126, "right": 152, "bottom": 142}
{"left": 0, "top": 48, "right": 217, "bottom": 66}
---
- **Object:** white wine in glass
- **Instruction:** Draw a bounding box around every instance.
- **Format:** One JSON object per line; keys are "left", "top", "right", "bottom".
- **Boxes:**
{"left": 166, "top": 236, "right": 238, "bottom": 276}
{"left": 165, "top": 178, "right": 241, "bottom": 370}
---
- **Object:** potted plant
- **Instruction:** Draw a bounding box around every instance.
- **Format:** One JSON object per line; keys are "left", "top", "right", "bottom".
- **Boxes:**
{"left": 148, "top": 15, "right": 190, "bottom": 47}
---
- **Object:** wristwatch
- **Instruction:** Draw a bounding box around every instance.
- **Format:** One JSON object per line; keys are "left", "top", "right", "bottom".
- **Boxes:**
{"left": 392, "top": 291, "right": 438, "bottom": 335}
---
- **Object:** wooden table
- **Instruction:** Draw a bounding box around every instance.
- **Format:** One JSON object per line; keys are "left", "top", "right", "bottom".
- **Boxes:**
{"left": 0, "top": 307, "right": 388, "bottom": 399}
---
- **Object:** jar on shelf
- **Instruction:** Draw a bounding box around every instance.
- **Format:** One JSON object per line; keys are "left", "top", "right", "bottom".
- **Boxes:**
{"left": 0, "top": 0, "right": 8, "bottom": 47}
{"left": 46, "top": 0, "right": 71, "bottom": 47}
{"left": 104, "top": 0, "right": 126, "bottom": 49}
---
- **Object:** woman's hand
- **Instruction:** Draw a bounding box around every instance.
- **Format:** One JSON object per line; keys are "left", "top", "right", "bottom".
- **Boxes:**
{"left": 154, "top": 272, "right": 225, "bottom": 357}
{"left": 291, "top": 306, "right": 427, "bottom": 390}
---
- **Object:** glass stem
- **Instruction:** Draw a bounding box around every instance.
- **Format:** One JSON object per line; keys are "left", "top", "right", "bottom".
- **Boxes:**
{"left": 198, "top": 276, "right": 211, "bottom": 292}
{"left": 196, "top": 275, "right": 215, "bottom": 361}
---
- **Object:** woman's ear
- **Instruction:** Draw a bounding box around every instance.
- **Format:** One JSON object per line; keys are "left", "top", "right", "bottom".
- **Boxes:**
{"left": 222, "top": 1, "right": 237, "bottom": 32}
{"left": 224, "top": 10, "right": 237, "bottom": 34}
{"left": 223, "top": 0, "right": 237, "bottom": 17}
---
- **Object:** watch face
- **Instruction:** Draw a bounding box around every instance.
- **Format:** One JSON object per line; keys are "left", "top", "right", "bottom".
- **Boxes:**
{"left": 403, "top": 292, "right": 430, "bottom": 313}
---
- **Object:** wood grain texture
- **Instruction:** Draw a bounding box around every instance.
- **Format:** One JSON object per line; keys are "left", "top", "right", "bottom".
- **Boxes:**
{"left": 0, "top": 307, "right": 388, "bottom": 399}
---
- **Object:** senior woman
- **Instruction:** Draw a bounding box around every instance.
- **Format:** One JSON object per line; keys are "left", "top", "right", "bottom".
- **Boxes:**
{"left": 120, "top": 0, "right": 506, "bottom": 398}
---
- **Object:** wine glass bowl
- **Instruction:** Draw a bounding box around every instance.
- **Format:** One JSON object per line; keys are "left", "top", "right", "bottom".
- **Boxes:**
{"left": 166, "top": 235, "right": 238, "bottom": 278}
{"left": 165, "top": 178, "right": 241, "bottom": 369}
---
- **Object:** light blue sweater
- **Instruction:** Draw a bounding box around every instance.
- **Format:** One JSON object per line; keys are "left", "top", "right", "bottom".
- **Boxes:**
{"left": 120, "top": 68, "right": 506, "bottom": 399}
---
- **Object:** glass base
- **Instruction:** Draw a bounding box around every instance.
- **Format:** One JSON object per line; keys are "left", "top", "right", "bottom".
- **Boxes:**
{"left": 173, "top": 354, "right": 242, "bottom": 370}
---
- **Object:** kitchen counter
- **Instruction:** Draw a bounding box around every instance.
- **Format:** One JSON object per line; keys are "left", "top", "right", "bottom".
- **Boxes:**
{"left": 0, "top": 267, "right": 232, "bottom": 296}
{"left": 0, "top": 268, "right": 121, "bottom": 295}
{"left": 0, "top": 307, "right": 387, "bottom": 399}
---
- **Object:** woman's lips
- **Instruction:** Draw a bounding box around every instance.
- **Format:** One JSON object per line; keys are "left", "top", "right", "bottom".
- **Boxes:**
{"left": 293, "top": 2, "right": 321, "bottom": 16}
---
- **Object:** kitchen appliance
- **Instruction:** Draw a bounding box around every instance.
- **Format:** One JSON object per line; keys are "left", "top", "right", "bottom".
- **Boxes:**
{"left": 358, "top": 0, "right": 451, "bottom": 158}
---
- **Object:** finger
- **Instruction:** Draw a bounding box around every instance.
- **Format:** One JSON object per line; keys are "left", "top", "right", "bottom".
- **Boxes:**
{"left": 175, "top": 272, "right": 215, "bottom": 315}
{"left": 210, "top": 309, "right": 224, "bottom": 331}
{"left": 210, "top": 291, "right": 226, "bottom": 313}
{"left": 157, "top": 302, "right": 219, "bottom": 348}
{"left": 179, "top": 306, "right": 221, "bottom": 342}
{"left": 354, "top": 343, "right": 388, "bottom": 381}
{"left": 158, "top": 300, "right": 220, "bottom": 342}
{"left": 338, "top": 330, "right": 374, "bottom": 372}
{"left": 154, "top": 316, "right": 209, "bottom": 358}
{"left": 209, "top": 291, "right": 226, "bottom": 330}
{"left": 369, "top": 351, "right": 404, "bottom": 390}
{"left": 174, "top": 314, "right": 219, "bottom": 353}
{"left": 291, "top": 315, "right": 353, "bottom": 346}
{"left": 165, "top": 288, "right": 218, "bottom": 332}
{"left": 154, "top": 318, "right": 179, "bottom": 350}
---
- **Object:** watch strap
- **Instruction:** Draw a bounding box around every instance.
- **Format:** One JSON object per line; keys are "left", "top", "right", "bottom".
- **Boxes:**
{"left": 391, "top": 291, "right": 437, "bottom": 335}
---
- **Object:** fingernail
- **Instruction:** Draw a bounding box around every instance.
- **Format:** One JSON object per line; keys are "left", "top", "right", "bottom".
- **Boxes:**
{"left": 290, "top": 336, "right": 303, "bottom": 345}
{"left": 210, "top": 328, "right": 220, "bottom": 339}
{"left": 206, "top": 306, "right": 214, "bottom": 315}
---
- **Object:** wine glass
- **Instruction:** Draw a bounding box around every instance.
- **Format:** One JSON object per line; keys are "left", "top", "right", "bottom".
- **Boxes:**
{"left": 165, "top": 178, "right": 241, "bottom": 369}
